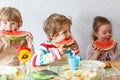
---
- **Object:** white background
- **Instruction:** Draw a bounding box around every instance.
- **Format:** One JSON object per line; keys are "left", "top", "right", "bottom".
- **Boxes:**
{"left": 0, "top": 0, "right": 120, "bottom": 59}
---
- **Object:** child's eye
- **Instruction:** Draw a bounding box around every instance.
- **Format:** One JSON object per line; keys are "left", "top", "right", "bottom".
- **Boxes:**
{"left": 109, "top": 32, "right": 112, "bottom": 34}
{"left": 61, "top": 31, "right": 66, "bottom": 35}
{"left": 103, "top": 32, "right": 106, "bottom": 34}
{"left": 63, "top": 31, "right": 70, "bottom": 35}
{"left": 63, "top": 31, "right": 67, "bottom": 34}
{"left": 11, "top": 22, "right": 16, "bottom": 25}
{"left": 3, "top": 22, "right": 8, "bottom": 24}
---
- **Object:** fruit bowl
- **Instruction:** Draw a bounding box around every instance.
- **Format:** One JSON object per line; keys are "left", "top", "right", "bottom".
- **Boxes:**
{"left": 63, "top": 67, "right": 105, "bottom": 80}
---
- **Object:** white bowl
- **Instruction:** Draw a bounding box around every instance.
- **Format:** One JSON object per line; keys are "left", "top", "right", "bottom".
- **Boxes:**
{"left": 0, "top": 66, "right": 17, "bottom": 75}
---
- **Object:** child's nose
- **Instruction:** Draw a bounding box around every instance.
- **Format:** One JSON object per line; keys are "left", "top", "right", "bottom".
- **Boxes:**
{"left": 6, "top": 25, "right": 12, "bottom": 30}
{"left": 106, "top": 33, "right": 110, "bottom": 36}
{"left": 67, "top": 32, "right": 71, "bottom": 37}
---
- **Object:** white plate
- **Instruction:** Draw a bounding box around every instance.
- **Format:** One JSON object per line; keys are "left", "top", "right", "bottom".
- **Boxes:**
{"left": 0, "top": 66, "right": 17, "bottom": 75}
{"left": 79, "top": 60, "right": 106, "bottom": 68}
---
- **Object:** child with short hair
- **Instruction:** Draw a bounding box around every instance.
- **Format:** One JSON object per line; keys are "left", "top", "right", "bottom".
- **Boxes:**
{"left": 86, "top": 16, "right": 120, "bottom": 61}
{"left": 31, "top": 13, "right": 80, "bottom": 66}
{"left": 0, "top": 7, "right": 34, "bottom": 66}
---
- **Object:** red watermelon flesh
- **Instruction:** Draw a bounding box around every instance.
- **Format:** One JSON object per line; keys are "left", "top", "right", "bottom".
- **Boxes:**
{"left": 92, "top": 39, "right": 115, "bottom": 51}
{"left": 1, "top": 30, "right": 27, "bottom": 36}
{"left": 56, "top": 38, "right": 74, "bottom": 48}
{"left": 1, "top": 30, "right": 27, "bottom": 40}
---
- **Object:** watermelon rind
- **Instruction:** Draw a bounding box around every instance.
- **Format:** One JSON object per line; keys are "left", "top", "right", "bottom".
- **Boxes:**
{"left": 2, "top": 30, "right": 27, "bottom": 40}
{"left": 54, "top": 42, "right": 73, "bottom": 48}
{"left": 91, "top": 42, "right": 114, "bottom": 51}
{"left": 5, "top": 35, "right": 26, "bottom": 40}
{"left": 91, "top": 39, "right": 115, "bottom": 51}
{"left": 64, "top": 43, "right": 73, "bottom": 48}
{"left": 55, "top": 38, "right": 74, "bottom": 48}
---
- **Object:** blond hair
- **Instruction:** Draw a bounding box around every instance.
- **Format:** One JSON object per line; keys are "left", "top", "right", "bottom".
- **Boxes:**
{"left": 0, "top": 7, "right": 22, "bottom": 27}
{"left": 43, "top": 13, "right": 72, "bottom": 40}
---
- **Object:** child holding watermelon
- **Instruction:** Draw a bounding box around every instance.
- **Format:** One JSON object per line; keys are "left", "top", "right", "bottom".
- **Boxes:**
{"left": 31, "top": 13, "right": 80, "bottom": 66}
{"left": 86, "top": 16, "right": 120, "bottom": 61}
{"left": 0, "top": 7, "right": 34, "bottom": 66}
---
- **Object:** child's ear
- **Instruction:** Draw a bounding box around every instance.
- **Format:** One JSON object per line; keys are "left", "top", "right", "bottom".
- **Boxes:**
{"left": 49, "top": 33, "right": 55, "bottom": 39}
{"left": 93, "top": 31, "right": 98, "bottom": 37}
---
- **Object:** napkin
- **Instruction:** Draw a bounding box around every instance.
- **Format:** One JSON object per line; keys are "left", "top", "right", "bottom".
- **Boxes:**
{"left": 28, "top": 70, "right": 55, "bottom": 80}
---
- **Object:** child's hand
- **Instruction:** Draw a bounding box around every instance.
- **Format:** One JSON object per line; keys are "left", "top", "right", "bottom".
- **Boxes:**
{"left": 93, "top": 47, "right": 104, "bottom": 59}
{"left": 26, "top": 32, "right": 33, "bottom": 48}
{"left": 58, "top": 44, "right": 68, "bottom": 56}
{"left": 0, "top": 30, "right": 4, "bottom": 36}
{"left": 111, "top": 41, "right": 117, "bottom": 54}
{"left": 70, "top": 40, "right": 79, "bottom": 51}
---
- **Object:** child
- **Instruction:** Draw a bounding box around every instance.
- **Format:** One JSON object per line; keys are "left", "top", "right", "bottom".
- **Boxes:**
{"left": 0, "top": 7, "right": 34, "bottom": 66}
{"left": 31, "top": 13, "right": 80, "bottom": 66}
{"left": 86, "top": 16, "right": 120, "bottom": 61}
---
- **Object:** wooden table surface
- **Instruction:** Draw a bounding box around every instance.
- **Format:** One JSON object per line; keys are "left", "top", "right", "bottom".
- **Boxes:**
{"left": 104, "top": 60, "right": 120, "bottom": 80}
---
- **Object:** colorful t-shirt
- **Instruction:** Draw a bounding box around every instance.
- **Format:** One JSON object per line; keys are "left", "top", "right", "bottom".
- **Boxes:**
{"left": 86, "top": 44, "right": 120, "bottom": 61}
{"left": 31, "top": 40, "right": 80, "bottom": 66}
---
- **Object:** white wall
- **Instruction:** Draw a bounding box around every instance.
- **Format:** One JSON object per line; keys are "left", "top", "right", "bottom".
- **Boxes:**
{"left": 0, "top": 0, "right": 120, "bottom": 59}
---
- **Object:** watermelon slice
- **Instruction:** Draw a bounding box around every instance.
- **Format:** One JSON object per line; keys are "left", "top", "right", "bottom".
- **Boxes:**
{"left": 1, "top": 30, "right": 27, "bottom": 40}
{"left": 91, "top": 39, "right": 115, "bottom": 51}
{"left": 56, "top": 38, "right": 74, "bottom": 48}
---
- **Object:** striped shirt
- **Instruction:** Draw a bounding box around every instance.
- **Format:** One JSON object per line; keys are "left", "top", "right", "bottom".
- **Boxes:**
{"left": 31, "top": 40, "right": 80, "bottom": 66}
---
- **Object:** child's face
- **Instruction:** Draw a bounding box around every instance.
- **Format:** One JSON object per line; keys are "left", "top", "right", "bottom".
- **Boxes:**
{"left": 52, "top": 24, "right": 72, "bottom": 43}
{"left": 95, "top": 24, "right": 112, "bottom": 42}
{"left": 0, "top": 20, "right": 19, "bottom": 32}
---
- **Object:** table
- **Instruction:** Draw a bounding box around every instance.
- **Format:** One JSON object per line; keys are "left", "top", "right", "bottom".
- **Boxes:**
{"left": 15, "top": 60, "right": 120, "bottom": 80}
{"left": 35, "top": 60, "right": 120, "bottom": 80}
{"left": 104, "top": 60, "right": 120, "bottom": 80}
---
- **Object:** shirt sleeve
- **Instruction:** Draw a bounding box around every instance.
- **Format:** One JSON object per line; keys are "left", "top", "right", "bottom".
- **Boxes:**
{"left": 86, "top": 44, "right": 94, "bottom": 59}
{"left": 109, "top": 46, "right": 120, "bottom": 60}
{"left": 31, "top": 44, "right": 62, "bottom": 66}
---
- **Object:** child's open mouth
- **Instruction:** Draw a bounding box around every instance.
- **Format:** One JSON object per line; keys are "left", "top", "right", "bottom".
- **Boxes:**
{"left": 4, "top": 30, "right": 13, "bottom": 33}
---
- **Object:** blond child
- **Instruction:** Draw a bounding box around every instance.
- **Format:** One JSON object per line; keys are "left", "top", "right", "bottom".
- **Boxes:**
{"left": 31, "top": 13, "right": 80, "bottom": 66}
{"left": 0, "top": 7, "right": 34, "bottom": 66}
{"left": 86, "top": 16, "right": 120, "bottom": 61}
